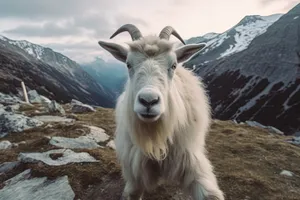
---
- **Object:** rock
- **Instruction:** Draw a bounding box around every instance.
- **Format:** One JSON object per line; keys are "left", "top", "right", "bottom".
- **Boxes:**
{"left": 280, "top": 170, "right": 293, "bottom": 177}
{"left": 50, "top": 136, "right": 102, "bottom": 149}
{"left": 0, "top": 111, "right": 44, "bottom": 138}
{"left": 71, "top": 99, "right": 96, "bottom": 113}
{"left": 266, "top": 126, "right": 284, "bottom": 135}
{"left": 49, "top": 126, "right": 109, "bottom": 149}
{"left": 4, "top": 104, "right": 20, "bottom": 113}
{"left": 45, "top": 124, "right": 54, "bottom": 128}
{"left": 286, "top": 136, "right": 300, "bottom": 146}
{"left": 85, "top": 125, "right": 109, "bottom": 143}
{"left": 27, "top": 90, "right": 42, "bottom": 103}
{"left": 0, "top": 140, "right": 12, "bottom": 149}
{"left": 246, "top": 121, "right": 266, "bottom": 128}
{"left": 12, "top": 141, "right": 26, "bottom": 147}
{"left": 40, "top": 95, "right": 51, "bottom": 104}
{"left": 245, "top": 121, "right": 284, "bottom": 135}
{"left": 0, "top": 169, "right": 75, "bottom": 200}
{"left": 47, "top": 100, "right": 65, "bottom": 115}
{"left": 18, "top": 149, "right": 98, "bottom": 166}
{"left": 71, "top": 99, "right": 82, "bottom": 105}
{"left": 0, "top": 92, "right": 24, "bottom": 106}
{"left": 32, "top": 115, "right": 74, "bottom": 123}
{"left": 107, "top": 140, "right": 116, "bottom": 150}
{"left": 4, "top": 169, "right": 32, "bottom": 185}
{"left": 0, "top": 161, "right": 21, "bottom": 173}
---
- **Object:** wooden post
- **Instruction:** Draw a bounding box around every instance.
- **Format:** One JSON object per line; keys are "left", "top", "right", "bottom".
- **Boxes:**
{"left": 21, "top": 81, "right": 29, "bottom": 103}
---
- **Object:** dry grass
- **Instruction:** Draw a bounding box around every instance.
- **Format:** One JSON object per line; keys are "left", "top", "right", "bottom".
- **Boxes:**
{"left": 76, "top": 107, "right": 116, "bottom": 136}
{"left": 1, "top": 108, "right": 300, "bottom": 200}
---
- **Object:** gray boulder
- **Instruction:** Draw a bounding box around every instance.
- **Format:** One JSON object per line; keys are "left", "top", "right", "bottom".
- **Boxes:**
{"left": 47, "top": 100, "right": 65, "bottom": 115}
{"left": 0, "top": 140, "right": 12, "bottom": 149}
{"left": 40, "top": 95, "right": 51, "bottom": 104}
{"left": 0, "top": 92, "right": 24, "bottom": 106}
{"left": 4, "top": 104, "right": 20, "bottom": 113}
{"left": 0, "top": 161, "right": 21, "bottom": 174}
{"left": 0, "top": 169, "right": 75, "bottom": 200}
{"left": 27, "top": 90, "right": 42, "bottom": 103}
{"left": 0, "top": 111, "right": 44, "bottom": 138}
{"left": 19, "top": 149, "right": 98, "bottom": 166}
{"left": 71, "top": 99, "right": 96, "bottom": 113}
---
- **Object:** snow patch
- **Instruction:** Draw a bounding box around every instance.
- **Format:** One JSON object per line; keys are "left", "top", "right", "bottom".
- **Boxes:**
{"left": 0, "top": 35, "right": 8, "bottom": 41}
{"left": 8, "top": 40, "right": 44, "bottom": 60}
{"left": 19, "top": 149, "right": 98, "bottom": 166}
{"left": 219, "top": 14, "right": 282, "bottom": 58}
{"left": 203, "top": 32, "right": 218, "bottom": 40}
{"left": 234, "top": 82, "right": 276, "bottom": 117}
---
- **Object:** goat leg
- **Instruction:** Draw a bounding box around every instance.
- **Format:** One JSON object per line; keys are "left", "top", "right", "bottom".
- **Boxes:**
{"left": 184, "top": 153, "right": 224, "bottom": 200}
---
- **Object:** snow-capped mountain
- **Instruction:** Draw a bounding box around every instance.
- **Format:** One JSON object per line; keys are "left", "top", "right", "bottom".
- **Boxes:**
{"left": 185, "top": 3, "right": 300, "bottom": 135}
{"left": 0, "top": 36, "right": 115, "bottom": 107}
{"left": 185, "top": 13, "right": 283, "bottom": 64}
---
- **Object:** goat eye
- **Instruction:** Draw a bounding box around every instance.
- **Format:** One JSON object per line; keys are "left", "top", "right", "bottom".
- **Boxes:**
{"left": 171, "top": 63, "right": 177, "bottom": 70}
{"left": 126, "top": 63, "right": 132, "bottom": 69}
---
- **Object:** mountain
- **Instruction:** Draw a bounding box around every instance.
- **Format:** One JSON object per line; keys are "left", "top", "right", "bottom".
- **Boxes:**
{"left": 185, "top": 4, "right": 300, "bottom": 135}
{"left": 80, "top": 57, "right": 128, "bottom": 99}
{"left": 0, "top": 36, "right": 115, "bottom": 108}
{"left": 185, "top": 13, "right": 283, "bottom": 64}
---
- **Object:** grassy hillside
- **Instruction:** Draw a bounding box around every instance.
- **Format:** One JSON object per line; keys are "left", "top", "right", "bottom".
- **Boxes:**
{"left": 1, "top": 105, "right": 299, "bottom": 200}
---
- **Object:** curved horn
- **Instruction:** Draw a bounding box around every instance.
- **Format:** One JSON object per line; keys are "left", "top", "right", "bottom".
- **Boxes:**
{"left": 110, "top": 24, "right": 143, "bottom": 41}
{"left": 159, "top": 26, "right": 186, "bottom": 45}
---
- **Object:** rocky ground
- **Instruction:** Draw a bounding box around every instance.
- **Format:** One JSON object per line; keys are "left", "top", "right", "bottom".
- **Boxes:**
{"left": 0, "top": 92, "right": 300, "bottom": 200}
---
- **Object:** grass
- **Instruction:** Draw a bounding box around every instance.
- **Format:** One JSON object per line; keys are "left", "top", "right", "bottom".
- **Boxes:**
{"left": 0, "top": 108, "right": 300, "bottom": 200}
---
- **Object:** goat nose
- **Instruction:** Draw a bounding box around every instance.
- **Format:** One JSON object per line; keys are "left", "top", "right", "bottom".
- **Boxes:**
{"left": 138, "top": 93, "right": 160, "bottom": 108}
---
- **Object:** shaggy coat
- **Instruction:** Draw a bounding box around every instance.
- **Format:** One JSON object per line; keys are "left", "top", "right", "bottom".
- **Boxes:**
{"left": 99, "top": 34, "right": 224, "bottom": 200}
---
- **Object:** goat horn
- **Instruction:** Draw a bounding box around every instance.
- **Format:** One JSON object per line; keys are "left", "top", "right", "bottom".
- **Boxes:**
{"left": 159, "top": 26, "right": 186, "bottom": 45}
{"left": 110, "top": 24, "right": 143, "bottom": 41}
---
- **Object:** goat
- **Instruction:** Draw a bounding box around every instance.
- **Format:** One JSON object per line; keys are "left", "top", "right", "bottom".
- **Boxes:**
{"left": 98, "top": 24, "right": 224, "bottom": 200}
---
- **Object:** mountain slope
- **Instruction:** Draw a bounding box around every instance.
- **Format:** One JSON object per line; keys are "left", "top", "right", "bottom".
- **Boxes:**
{"left": 0, "top": 36, "right": 115, "bottom": 108}
{"left": 185, "top": 13, "right": 283, "bottom": 65}
{"left": 185, "top": 4, "right": 300, "bottom": 134}
{"left": 80, "top": 57, "right": 128, "bottom": 99}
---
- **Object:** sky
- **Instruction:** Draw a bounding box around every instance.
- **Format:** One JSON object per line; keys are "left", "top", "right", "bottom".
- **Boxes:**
{"left": 0, "top": 0, "right": 298, "bottom": 64}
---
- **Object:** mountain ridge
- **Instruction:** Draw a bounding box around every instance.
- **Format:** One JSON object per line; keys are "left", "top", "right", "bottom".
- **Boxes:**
{"left": 0, "top": 35, "right": 115, "bottom": 108}
{"left": 185, "top": 3, "right": 300, "bottom": 134}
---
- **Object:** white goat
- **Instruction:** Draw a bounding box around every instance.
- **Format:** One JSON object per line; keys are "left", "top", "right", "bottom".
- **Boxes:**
{"left": 98, "top": 24, "right": 224, "bottom": 200}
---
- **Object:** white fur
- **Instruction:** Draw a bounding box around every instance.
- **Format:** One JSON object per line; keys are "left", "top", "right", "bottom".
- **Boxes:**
{"left": 106, "top": 35, "right": 224, "bottom": 200}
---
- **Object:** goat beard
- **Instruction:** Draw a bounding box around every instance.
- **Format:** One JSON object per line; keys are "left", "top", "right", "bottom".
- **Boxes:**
{"left": 130, "top": 112, "right": 175, "bottom": 161}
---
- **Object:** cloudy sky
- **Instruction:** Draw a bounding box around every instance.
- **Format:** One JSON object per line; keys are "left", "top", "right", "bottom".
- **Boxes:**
{"left": 0, "top": 0, "right": 298, "bottom": 63}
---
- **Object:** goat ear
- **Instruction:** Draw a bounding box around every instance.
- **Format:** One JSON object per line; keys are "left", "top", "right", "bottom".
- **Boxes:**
{"left": 175, "top": 43, "right": 206, "bottom": 63}
{"left": 98, "top": 41, "right": 128, "bottom": 63}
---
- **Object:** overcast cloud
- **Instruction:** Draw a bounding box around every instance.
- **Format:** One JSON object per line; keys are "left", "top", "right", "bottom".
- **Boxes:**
{"left": 0, "top": 0, "right": 298, "bottom": 63}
